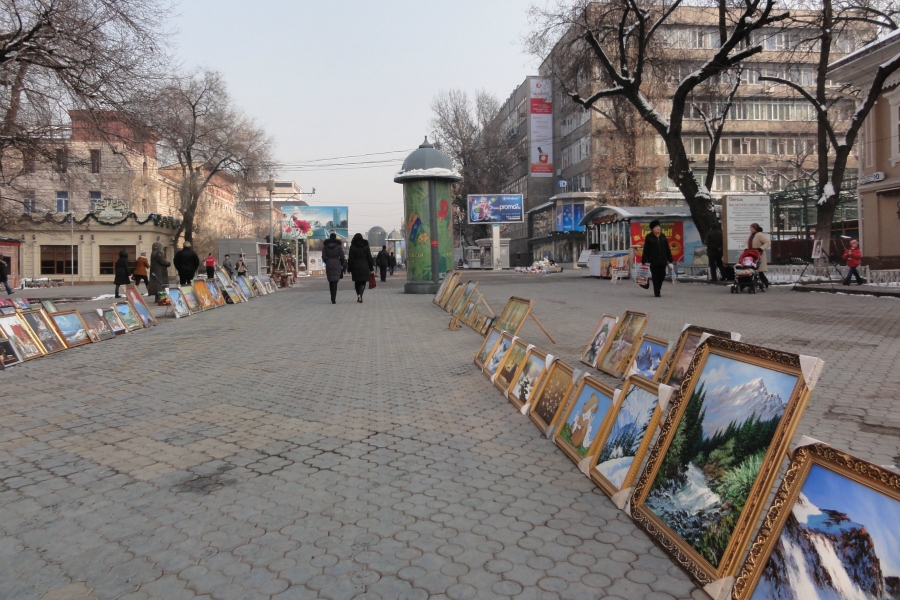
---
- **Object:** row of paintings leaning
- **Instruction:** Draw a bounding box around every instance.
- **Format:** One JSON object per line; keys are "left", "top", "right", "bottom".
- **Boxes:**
{"left": 0, "top": 270, "right": 278, "bottom": 369}
{"left": 467, "top": 309, "right": 895, "bottom": 600}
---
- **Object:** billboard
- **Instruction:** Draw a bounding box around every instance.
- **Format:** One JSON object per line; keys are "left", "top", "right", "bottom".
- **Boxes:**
{"left": 467, "top": 194, "right": 524, "bottom": 224}
{"left": 281, "top": 206, "right": 348, "bottom": 240}
{"left": 529, "top": 77, "right": 553, "bottom": 177}
{"left": 722, "top": 195, "right": 770, "bottom": 263}
{"left": 630, "top": 221, "right": 686, "bottom": 263}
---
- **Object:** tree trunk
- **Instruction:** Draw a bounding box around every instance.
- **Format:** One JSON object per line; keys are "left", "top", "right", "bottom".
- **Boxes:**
{"left": 182, "top": 210, "right": 194, "bottom": 243}
{"left": 670, "top": 146, "right": 720, "bottom": 241}
{"left": 815, "top": 0, "right": 834, "bottom": 243}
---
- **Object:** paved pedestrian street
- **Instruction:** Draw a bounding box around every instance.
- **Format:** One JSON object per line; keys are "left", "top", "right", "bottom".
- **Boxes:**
{"left": 2, "top": 272, "right": 899, "bottom": 600}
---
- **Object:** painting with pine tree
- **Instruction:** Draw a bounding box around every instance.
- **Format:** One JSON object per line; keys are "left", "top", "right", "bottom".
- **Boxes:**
{"left": 645, "top": 353, "right": 799, "bottom": 569}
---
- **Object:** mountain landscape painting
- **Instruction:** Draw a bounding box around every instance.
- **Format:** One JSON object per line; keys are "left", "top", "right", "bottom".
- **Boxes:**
{"left": 646, "top": 353, "right": 799, "bottom": 568}
{"left": 750, "top": 464, "right": 900, "bottom": 600}
{"left": 594, "top": 382, "right": 659, "bottom": 490}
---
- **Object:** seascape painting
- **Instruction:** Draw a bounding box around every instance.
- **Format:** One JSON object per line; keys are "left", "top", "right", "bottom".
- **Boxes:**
{"left": 582, "top": 315, "right": 616, "bottom": 367}
{"left": 646, "top": 353, "right": 799, "bottom": 567}
{"left": 51, "top": 312, "right": 90, "bottom": 346}
{"left": 751, "top": 464, "right": 900, "bottom": 600}
{"left": 627, "top": 337, "right": 668, "bottom": 380}
{"left": 509, "top": 350, "right": 546, "bottom": 408}
{"left": 594, "top": 382, "right": 659, "bottom": 490}
{"left": 495, "top": 341, "right": 528, "bottom": 393}
{"left": 531, "top": 362, "right": 573, "bottom": 428}
{"left": 557, "top": 381, "right": 614, "bottom": 458}
{"left": 476, "top": 329, "right": 501, "bottom": 367}
{"left": 484, "top": 335, "right": 512, "bottom": 376}
{"left": 598, "top": 312, "right": 646, "bottom": 376}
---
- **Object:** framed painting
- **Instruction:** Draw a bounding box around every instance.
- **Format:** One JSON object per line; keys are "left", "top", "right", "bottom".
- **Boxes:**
{"left": 0, "top": 333, "right": 22, "bottom": 368}
{"left": 439, "top": 273, "right": 462, "bottom": 309}
{"left": 167, "top": 288, "right": 192, "bottom": 318}
{"left": 216, "top": 268, "right": 243, "bottom": 302}
{"left": 460, "top": 301, "right": 477, "bottom": 325}
{"left": 12, "top": 297, "right": 31, "bottom": 309}
{"left": 206, "top": 280, "right": 227, "bottom": 306}
{"left": 19, "top": 308, "right": 67, "bottom": 354}
{"left": 434, "top": 270, "right": 459, "bottom": 306}
{"left": 474, "top": 327, "right": 503, "bottom": 370}
{"left": 529, "top": 360, "right": 576, "bottom": 432}
{"left": 50, "top": 310, "right": 92, "bottom": 348}
{"left": 101, "top": 308, "right": 128, "bottom": 335}
{"left": 114, "top": 302, "right": 144, "bottom": 332}
{"left": 444, "top": 283, "right": 466, "bottom": 315}
{"left": 732, "top": 443, "right": 900, "bottom": 600}
{"left": 480, "top": 316, "right": 496, "bottom": 336}
{"left": 80, "top": 311, "right": 116, "bottom": 342}
{"left": 624, "top": 335, "right": 670, "bottom": 381}
{"left": 180, "top": 286, "right": 203, "bottom": 313}
{"left": 631, "top": 336, "right": 812, "bottom": 585}
{"left": 493, "top": 338, "right": 529, "bottom": 395}
{"left": 125, "top": 285, "right": 158, "bottom": 326}
{"left": 470, "top": 310, "right": 484, "bottom": 330}
{"left": 41, "top": 300, "right": 60, "bottom": 314}
{"left": 193, "top": 280, "right": 217, "bottom": 310}
{"left": 661, "top": 325, "right": 736, "bottom": 390}
{"left": 597, "top": 311, "right": 648, "bottom": 378}
{"left": 0, "top": 306, "right": 17, "bottom": 315}
{"left": 0, "top": 313, "right": 44, "bottom": 360}
{"left": 580, "top": 314, "right": 618, "bottom": 369}
{"left": 236, "top": 276, "right": 254, "bottom": 299}
{"left": 0, "top": 297, "right": 12, "bottom": 307}
{"left": 451, "top": 282, "right": 477, "bottom": 316}
{"left": 554, "top": 376, "right": 617, "bottom": 465}
{"left": 508, "top": 348, "right": 548, "bottom": 410}
{"left": 588, "top": 375, "right": 664, "bottom": 497}
{"left": 493, "top": 297, "right": 534, "bottom": 335}
{"left": 251, "top": 277, "right": 268, "bottom": 295}
{"left": 483, "top": 332, "right": 514, "bottom": 378}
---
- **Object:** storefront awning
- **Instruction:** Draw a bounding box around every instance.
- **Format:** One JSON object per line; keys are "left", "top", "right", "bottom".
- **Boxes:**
{"left": 526, "top": 201, "right": 555, "bottom": 214}
{"left": 579, "top": 205, "right": 693, "bottom": 227}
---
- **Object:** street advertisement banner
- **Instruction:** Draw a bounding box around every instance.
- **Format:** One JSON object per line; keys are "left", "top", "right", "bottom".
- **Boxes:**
{"left": 722, "top": 195, "right": 770, "bottom": 263}
{"left": 555, "top": 202, "right": 586, "bottom": 232}
{"left": 281, "top": 206, "right": 349, "bottom": 240}
{"left": 630, "top": 221, "right": 685, "bottom": 263}
{"left": 467, "top": 194, "right": 524, "bottom": 224}
{"left": 529, "top": 77, "right": 553, "bottom": 177}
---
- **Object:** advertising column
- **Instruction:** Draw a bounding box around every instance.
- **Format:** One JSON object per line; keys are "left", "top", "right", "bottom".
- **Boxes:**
{"left": 529, "top": 77, "right": 553, "bottom": 178}
{"left": 404, "top": 181, "right": 432, "bottom": 282}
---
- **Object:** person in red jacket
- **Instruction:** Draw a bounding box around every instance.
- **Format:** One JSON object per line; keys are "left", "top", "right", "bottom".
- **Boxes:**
{"left": 204, "top": 253, "right": 217, "bottom": 279}
{"left": 842, "top": 239, "right": 863, "bottom": 285}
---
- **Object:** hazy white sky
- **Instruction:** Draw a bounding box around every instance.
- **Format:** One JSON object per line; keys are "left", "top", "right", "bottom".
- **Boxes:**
{"left": 175, "top": 0, "right": 541, "bottom": 236}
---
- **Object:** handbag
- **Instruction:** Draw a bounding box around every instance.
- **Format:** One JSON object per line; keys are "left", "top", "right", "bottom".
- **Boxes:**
{"left": 635, "top": 265, "right": 651, "bottom": 289}
{"left": 368, "top": 272, "right": 376, "bottom": 289}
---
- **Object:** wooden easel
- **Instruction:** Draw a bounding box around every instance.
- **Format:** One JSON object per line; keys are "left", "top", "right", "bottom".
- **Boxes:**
{"left": 528, "top": 311, "right": 556, "bottom": 344}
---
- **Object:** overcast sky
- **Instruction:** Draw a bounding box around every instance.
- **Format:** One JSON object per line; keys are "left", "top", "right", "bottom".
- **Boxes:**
{"left": 174, "top": 0, "right": 541, "bottom": 236}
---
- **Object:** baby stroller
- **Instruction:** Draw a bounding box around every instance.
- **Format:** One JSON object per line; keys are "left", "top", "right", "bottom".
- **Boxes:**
{"left": 730, "top": 249, "right": 766, "bottom": 294}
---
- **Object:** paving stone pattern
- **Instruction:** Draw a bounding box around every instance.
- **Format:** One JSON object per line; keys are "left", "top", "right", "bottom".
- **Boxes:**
{"left": 1, "top": 271, "right": 897, "bottom": 600}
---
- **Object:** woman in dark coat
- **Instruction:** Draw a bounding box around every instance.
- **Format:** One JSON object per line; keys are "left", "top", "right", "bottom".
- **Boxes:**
{"left": 114, "top": 249, "right": 130, "bottom": 298}
{"left": 346, "top": 233, "right": 374, "bottom": 303}
{"left": 0, "top": 256, "right": 13, "bottom": 295}
{"left": 321, "top": 233, "right": 345, "bottom": 304}
{"left": 148, "top": 242, "right": 171, "bottom": 296}
{"left": 642, "top": 219, "right": 674, "bottom": 298}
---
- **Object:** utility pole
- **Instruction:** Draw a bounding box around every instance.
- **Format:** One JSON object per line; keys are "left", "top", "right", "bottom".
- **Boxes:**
{"left": 266, "top": 178, "right": 275, "bottom": 275}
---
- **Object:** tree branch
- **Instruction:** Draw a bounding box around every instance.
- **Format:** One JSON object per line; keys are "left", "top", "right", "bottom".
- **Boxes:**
{"left": 759, "top": 75, "right": 840, "bottom": 149}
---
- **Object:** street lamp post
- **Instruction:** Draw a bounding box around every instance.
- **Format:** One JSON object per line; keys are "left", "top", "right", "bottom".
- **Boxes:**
{"left": 266, "top": 178, "right": 275, "bottom": 274}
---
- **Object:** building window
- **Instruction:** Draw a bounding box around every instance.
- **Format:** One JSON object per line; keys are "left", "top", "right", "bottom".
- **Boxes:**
{"left": 142, "top": 160, "right": 148, "bottom": 176}
{"left": 56, "top": 191, "right": 69, "bottom": 213}
{"left": 99, "top": 245, "right": 135, "bottom": 275}
{"left": 23, "top": 191, "right": 36, "bottom": 213}
{"left": 40, "top": 246, "right": 77, "bottom": 275}
{"left": 714, "top": 174, "right": 732, "bottom": 192}
{"left": 90, "top": 149, "right": 101, "bottom": 173}
{"left": 89, "top": 191, "right": 102, "bottom": 212}
{"left": 55, "top": 148, "right": 68, "bottom": 173}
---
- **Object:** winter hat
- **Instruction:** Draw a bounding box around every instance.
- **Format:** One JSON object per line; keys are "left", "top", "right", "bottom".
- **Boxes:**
{"left": 649, "top": 220, "right": 661, "bottom": 229}
{"left": 140, "top": 252, "right": 146, "bottom": 256}
{"left": 850, "top": 239, "right": 859, "bottom": 246}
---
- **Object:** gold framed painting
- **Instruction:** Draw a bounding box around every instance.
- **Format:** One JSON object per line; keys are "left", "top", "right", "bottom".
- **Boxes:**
{"left": 493, "top": 297, "right": 534, "bottom": 335}
{"left": 731, "top": 443, "right": 900, "bottom": 600}
{"left": 443, "top": 283, "right": 466, "bottom": 314}
{"left": 483, "top": 332, "right": 514, "bottom": 378}
{"left": 0, "top": 331, "right": 23, "bottom": 368}
{"left": 206, "top": 280, "right": 227, "bottom": 307}
{"left": 438, "top": 274, "right": 461, "bottom": 309}
{"left": 553, "top": 375, "right": 617, "bottom": 465}
{"left": 660, "top": 325, "right": 735, "bottom": 390}
{"left": 101, "top": 308, "right": 128, "bottom": 335}
{"left": 50, "top": 310, "right": 92, "bottom": 348}
{"left": 19, "top": 308, "right": 67, "bottom": 354}
{"left": 597, "top": 310, "right": 648, "bottom": 378}
{"left": 588, "top": 375, "right": 664, "bottom": 497}
{"left": 479, "top": 316, "right": 495, "bottom": 335}
{"left": 630, "top": 336, "right": 812, "bottom": 586}
{"left": 193, "top": 280, "right": 217, "bottom": 310}
{"left": 493, "top": 338, "right": 529, "bottom": 395}
{"left": 460, "top": 301, "right": 477, "bottom": 325}
{"left": 180, "top": 286, "right": 203, "bottom": 313}
{"left": 508, "top": 348, "right": 547, "bottom": 410}
{"left": 451, "top": 281, "right": 477, "bottom": 317}
{"left": 623, "top": 334, "right": 670, "bottom": 381}
{"left": 528, "top": 360, "right": 575, "bottom": 432}
{"left": 470, "top": 310, "right": 485, "bottom": 330}
{"left": 474, "top": 327, "right": 503, "bottom": 370}
{"left": 434, "top": 270, "right": 459, "bottom": 307}
{"left": 125, "top": 284, "right": 158, "bottom": 326}
{"left": 80, "top": 311, "right": 116, "bottom": 342}
{"left": 580, "top": 314, "right": 618, "bottom": 369}
{"left": 114, "top": 302, "right": 144, "bottom": 332}
{"left": 0, "top": 313, "right": 45, "bottom": 360}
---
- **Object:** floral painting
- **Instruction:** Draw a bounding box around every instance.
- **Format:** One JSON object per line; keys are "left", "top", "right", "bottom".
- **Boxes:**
{"left": 557, "top": 381, "right": 615, "bottom": 458}
{"left": 531, "top": 362, "right": 573, "bottom": 429}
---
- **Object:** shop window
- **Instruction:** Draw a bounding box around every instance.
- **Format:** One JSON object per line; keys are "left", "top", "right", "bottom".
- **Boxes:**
{"left": 90, "top": 149, "right": 101, "bottom": 173}
{"left": 40, "top": 245, "right": 77, "bottom": 275}
{"left": 99, "top": 245, "right": 135, "bottom": 275}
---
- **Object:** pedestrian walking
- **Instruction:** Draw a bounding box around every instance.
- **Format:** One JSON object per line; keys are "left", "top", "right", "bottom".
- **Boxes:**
{"left": 748, "top": 223, "right": 771, "bottom": 288}
{"left": 222, "top": 254, "right": 233, "bottom": 278}
{"left": 235, "top": 255, "right": 248, "bottom": 279}
{"left": 347, "top": 233, "right": 374, "bottom": 303}
{"left": 642, "top": 220, "right": 674, "bottom": 298}
{"left": 705, "top": 229, "right": 725, "bottom": 282}
{"left": 322, "top": 233, "right": 345, "bottom": 304}
{"left": 148, "top": 242, "right": 170, "bottom": 297}
{"left": 133, "top": 251, "right": 151, "bottom": 293}
{"left": 204, "top": 253, "right": 217, "bottom": 279}
{"left": 0, "top": 256, "right": 13, "bottom": 295}
{"left": 389, "top": 252, "right": 396, "bottom": 276}
{"left": 114, "top": 249, "right": 130, "bottom": 298}
{"left": 842, "top": 239, "right": 864, "bottom": 285}
{"left": 173, "top": 242, "right": 200, "bottom": 286}
{"left": 376, "top": 245, "right": 389, "bottom": 282}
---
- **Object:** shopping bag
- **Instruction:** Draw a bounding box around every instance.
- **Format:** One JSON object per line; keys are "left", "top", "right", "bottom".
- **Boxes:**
{"left": 368, "top": 272, "right": 377, "bottom": 289}
{"left": 635, "top": 265, "right": 651, "bottom": 289}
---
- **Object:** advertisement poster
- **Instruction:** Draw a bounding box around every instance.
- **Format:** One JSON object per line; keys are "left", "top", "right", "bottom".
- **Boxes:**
{"left": 467, "top": 195, "right": 524, "bottom": 224}
{"left": 530, "top": 77, "right": 553, "bottom": 177}
{"left": 630, "top": 221, "right": 685, "bottom": 263}
{"left": 555, "top": 202, "right": 586, "bottom": 232}
{"left": 723, "top": 195, "right": 770, "bottom": 263}
{"left": 404, "top": 182, "right": 454, "bottom": 281}
{"left": 281, "top": 206, "right": 349, "bottom": 240}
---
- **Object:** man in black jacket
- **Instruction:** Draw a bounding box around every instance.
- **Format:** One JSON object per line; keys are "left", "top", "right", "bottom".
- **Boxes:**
{"left": 375, "top": 245, "right": 390, "bottom": 282}
{"left": 172, "top": 242, "right": 200, "bottom": 286}
{"left": 642, "top": 220, "right": 674, "bottom": 298}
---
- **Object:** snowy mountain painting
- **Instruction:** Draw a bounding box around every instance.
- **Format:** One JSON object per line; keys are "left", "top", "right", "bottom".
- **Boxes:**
{"left": 485, "top": 337, "right": 512, "bottom": 376}
{"left": 645, "top": 353, "right": 799, "bottom": 568}
{"left": 595, "top": 383, "right": 658, "bottom": 489}
{"left": 628, "top": 339, "right": 667, "bottom": 379}
{"left": 751, "top": 464, "right": 900, "bottom": 600}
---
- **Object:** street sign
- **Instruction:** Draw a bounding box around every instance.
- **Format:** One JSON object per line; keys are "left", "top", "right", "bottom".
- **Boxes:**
{"left": 466, "top": 194, "right": 524, "bottom": 224}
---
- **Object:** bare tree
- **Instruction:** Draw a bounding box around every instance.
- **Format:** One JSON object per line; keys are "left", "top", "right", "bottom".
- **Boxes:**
{"left": 529, "top": 0, "right": 788, "bottom": 241}
{"left": 146, "top": 69, "right": 274, "bottom": 244}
